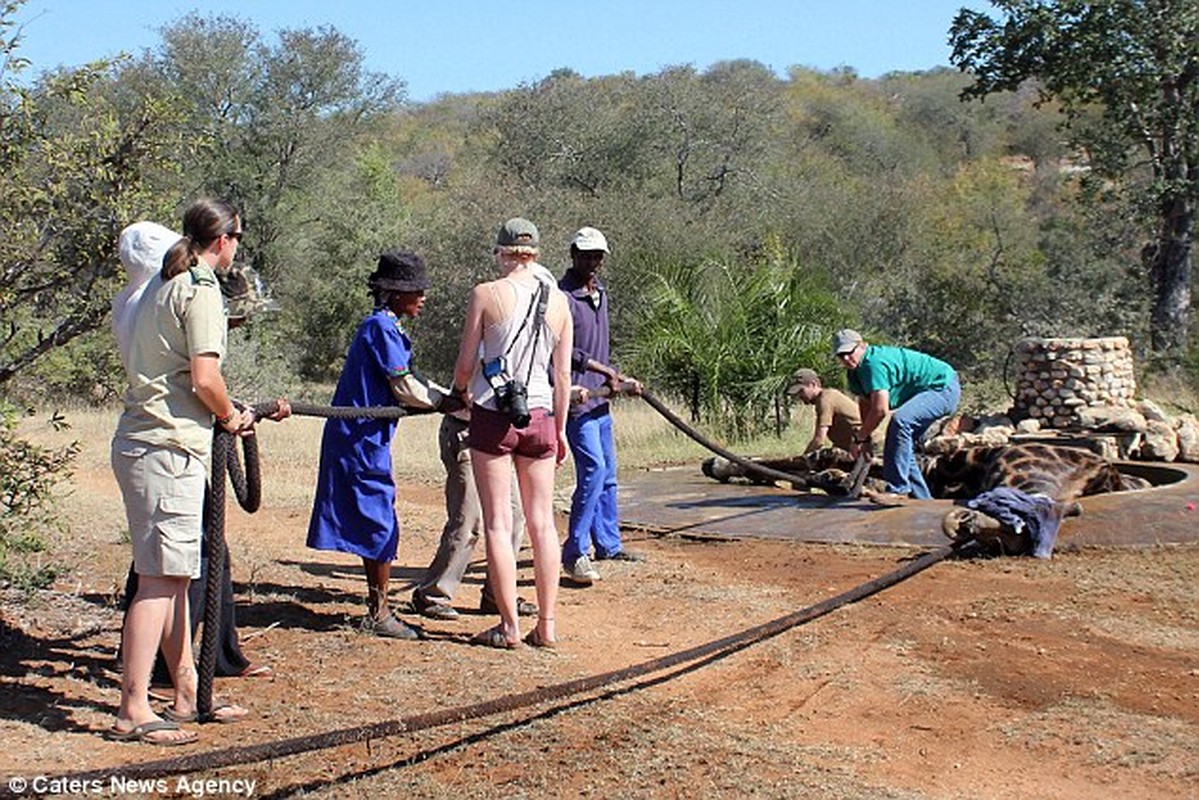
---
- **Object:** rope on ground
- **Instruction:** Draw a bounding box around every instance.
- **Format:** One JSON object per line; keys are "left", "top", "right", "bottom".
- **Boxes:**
{"left": 43, "top": 540, "right": 973, "bottom": 785}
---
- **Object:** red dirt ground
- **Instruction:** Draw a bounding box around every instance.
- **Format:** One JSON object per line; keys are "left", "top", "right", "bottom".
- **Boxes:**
{"left": 2, "top": 470, "right": 1197, "bottom": 799}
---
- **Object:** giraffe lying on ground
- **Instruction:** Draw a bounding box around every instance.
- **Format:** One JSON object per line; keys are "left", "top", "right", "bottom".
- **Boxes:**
{"left": 702, "top": 441, "right": 1150, "bottom": 554}
{"left": 928, "top": 442, "right": 1150, "bottom": 554}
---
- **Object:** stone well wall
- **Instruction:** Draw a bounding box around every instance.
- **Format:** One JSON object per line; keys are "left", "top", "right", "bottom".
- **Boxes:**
{"left": 1012, "top": 336, "right": 1136, "bottom": 429}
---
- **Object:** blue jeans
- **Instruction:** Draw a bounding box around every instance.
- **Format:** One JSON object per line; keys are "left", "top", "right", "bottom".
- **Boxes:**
{"left": 563, "top": 408, "right": 622, "bottom": 563}
{"left": 884, "top": 376, "right": 961, "bottom": 499}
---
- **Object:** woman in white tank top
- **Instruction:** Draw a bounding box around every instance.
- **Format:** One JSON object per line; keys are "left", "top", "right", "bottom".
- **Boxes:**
{"left": 451, "top": 218, "right": 573, "bottom": 649}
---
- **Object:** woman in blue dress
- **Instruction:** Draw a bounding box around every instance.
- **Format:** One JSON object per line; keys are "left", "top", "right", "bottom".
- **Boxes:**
{"left": 307, "top": 250, "right": 457, "bottom": 639}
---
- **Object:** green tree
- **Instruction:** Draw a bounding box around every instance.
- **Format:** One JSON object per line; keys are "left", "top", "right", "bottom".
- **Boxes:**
{"left": 141, "top": 14, "right": 405, "bottom": 281}
{"left": 950, "top": 0, "right": 1199, "bottom": 363}
{"left": 0, "top": 3, "right": 186, "bottom": 390}
{"left": 0, "top": 404, "right": 77, "bottom": 590}
{"left": 102, "top": 14, "right": 409, "bottom": 384}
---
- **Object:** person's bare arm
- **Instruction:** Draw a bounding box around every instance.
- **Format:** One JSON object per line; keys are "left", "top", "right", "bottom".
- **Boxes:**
{"left": 191, "top": 353, "right": 253, "bottom": 434}
{"left": 451, "top": 285, "right": 487, "bottom": 406}
{"left": 550, "top": 291, "right": 574, "bottom": 463}
{"left": 804, "top": 425, "right": 830, "bottom": 454}
{"left": 858, "top": 390, "right": 889, "bottom": 441}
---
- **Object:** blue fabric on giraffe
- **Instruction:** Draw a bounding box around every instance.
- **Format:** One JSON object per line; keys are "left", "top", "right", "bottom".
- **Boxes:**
{"left": 966, "top": 487, "right": 1063, "bottom": 559}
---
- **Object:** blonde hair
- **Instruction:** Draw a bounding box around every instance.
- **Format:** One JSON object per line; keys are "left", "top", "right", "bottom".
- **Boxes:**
{"left": 494, "top": 244, "right": 539, "bottom": 258}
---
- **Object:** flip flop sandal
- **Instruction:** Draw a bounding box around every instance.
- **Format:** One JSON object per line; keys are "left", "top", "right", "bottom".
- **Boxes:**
{"left": 147, "top": 686, "right": 174, "bottom": 703}
{"left": 106, "top": 719, "right": 198, "bottom": 746}
{"left": 237, "top": 663, "right": 273, "bottom": 678}
{"left": 471, "top": 625, "right": 519, "bottom": 650}
{"left": 162, "top": 702, "right": 249, "bottom": 724}
{"left": 523, "top": 628, "right": 557, "bottom": 650}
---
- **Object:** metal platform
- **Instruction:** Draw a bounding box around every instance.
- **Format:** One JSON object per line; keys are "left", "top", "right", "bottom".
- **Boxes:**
{"left": 618, "top": 462, "right": 1199, "bottom": 548}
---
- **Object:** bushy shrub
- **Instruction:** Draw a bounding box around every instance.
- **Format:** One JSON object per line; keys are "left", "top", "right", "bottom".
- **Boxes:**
{"left": 0, "top": 405, "right": 78, "bottom": 592}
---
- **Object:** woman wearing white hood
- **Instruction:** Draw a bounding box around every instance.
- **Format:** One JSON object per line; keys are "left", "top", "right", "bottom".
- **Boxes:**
{"left": 112, "top": 222, "right": 181, "bottom": 366}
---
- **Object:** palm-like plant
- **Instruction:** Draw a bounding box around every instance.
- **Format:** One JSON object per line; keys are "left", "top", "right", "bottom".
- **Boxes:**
{"left": 627, "top": 242, "right": 847, "bottom": 441}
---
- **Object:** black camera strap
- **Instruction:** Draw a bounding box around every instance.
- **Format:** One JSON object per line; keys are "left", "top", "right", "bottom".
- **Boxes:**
{"left": 489, "top": 279, "right": 550, "bottom": 386}
{"left": 521, "top": 280, "right": 550, "bottom": 386}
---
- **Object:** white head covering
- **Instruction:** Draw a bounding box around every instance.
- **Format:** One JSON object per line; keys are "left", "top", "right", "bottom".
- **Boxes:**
{"left": 111, "top": 221, "right": 180, "bottom": 364}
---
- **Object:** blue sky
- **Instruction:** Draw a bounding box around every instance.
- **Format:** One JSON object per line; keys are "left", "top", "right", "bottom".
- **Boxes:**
{"left": 10, "top": 1, "right": 992, "bottom": 103}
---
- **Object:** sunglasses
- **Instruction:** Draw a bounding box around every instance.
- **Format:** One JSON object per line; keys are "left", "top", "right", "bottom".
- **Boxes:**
{"left": 227, "top": 230, "right": 243, "bottom": 242}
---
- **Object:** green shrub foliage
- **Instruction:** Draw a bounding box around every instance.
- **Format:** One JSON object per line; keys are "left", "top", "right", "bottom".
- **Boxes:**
{"left": 0, "top": 407, "right": 78, "bottom": 591}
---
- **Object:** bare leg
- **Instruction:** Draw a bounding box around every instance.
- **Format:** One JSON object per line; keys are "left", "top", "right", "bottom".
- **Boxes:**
{"left": 472, "top": 449, "right": 520, "bottom": 644}
{"left": 515, "top": 453, "right": 560, "bottom": 644}
{"left": 164, "top": 577, "right": 248, "bottom": 723}
{"left": 115, "top": 575, "right": 196, "bottom": 742}
{"left": 364, "top": 558, "right": 392, "bottom": 619}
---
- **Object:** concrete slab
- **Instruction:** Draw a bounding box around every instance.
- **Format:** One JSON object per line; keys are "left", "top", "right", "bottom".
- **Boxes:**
{"left": 619, "top": 462, "right": 1199, "bottom": 548}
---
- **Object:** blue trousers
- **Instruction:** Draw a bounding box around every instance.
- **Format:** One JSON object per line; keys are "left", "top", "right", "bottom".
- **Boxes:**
{"left": 884, "top": 376, "right": 961, "bottom": 499}
{"left": 563, "top": 408, "right": 623, "bottom": 562}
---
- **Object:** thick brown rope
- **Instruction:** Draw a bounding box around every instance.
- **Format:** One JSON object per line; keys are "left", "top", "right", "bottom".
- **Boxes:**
{"left": 42, "top": 541, "right": 970, "bottom": 785}
{"left": 56, "top": 388, "right": 951, "bottom": 785}
{"left": 638, "top": 389, "right": 819, "bottom": 486}
{"left": 198, "top": 430, "right": 262, "bottom": 720}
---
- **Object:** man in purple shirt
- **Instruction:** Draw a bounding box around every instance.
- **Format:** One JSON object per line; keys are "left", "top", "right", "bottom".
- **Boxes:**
{"left": 558, "top": 226, "right": 644, "bottom": 585}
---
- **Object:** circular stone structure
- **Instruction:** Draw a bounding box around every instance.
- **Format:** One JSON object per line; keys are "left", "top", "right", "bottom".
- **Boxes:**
{"left": 1012, "top": 336, "right": 1136, "bottom": 429}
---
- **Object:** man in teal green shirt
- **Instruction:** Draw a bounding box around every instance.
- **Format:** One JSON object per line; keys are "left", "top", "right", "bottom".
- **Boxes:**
{"left": 834, "top": 329, "right": 960, "bottom": 503}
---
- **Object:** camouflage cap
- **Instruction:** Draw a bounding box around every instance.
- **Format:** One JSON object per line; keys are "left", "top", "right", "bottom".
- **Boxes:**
{"left": 216, "top": 263, "right": 278, "bottom": 322}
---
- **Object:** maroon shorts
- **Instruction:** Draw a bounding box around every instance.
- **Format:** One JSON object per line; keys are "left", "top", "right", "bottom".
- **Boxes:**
{"left": 469, "top": 404, "right": 556, "bottom": 459}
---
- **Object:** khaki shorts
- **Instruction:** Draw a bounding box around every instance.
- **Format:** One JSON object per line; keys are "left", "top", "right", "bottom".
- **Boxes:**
{"left": 111, "top": 437, "right": 205, "bottom": 579}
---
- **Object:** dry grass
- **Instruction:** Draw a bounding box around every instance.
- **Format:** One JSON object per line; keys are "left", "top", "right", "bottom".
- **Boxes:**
{"left": 611, "top": 397, "right": 815, "bottom": 470}
{"left": 997, "top": 698, "right": 1198, "bottom": 778}
{"left": 19, "top": 397, "right": 816, "bottom": 517}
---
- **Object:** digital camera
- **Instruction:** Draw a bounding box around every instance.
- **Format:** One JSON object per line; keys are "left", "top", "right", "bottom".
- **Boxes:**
{"left": 483, "top": 356, "right": 531, "bottom": 429}
{"left": 494, "top": 379, "right": 531, "bottom": 429}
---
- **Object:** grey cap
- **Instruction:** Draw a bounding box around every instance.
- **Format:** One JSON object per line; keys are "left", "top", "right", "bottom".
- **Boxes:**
{"left": 495, "top": 217, "right": 539, "bottom": 249}
{"left": 832, "top": 328, "right": 864, "bottom": 356}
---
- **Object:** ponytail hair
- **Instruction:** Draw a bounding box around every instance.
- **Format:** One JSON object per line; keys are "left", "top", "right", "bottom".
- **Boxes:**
{"left": 160, "top": 197, "right": 240, "bottom": 280}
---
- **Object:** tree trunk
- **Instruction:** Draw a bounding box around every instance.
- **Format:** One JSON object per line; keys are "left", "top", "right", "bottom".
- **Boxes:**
{"left": 1147, "top": 195, "right": 1194, "bottom": 360}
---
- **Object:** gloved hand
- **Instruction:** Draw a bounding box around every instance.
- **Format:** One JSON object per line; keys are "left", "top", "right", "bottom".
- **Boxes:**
{"left": 436, "top": 393, "right": 466, "bottom": 414}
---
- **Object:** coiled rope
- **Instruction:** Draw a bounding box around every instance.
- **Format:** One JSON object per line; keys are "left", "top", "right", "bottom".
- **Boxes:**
{"left": 197, "top": 428, "right": 261, "bottom": 719}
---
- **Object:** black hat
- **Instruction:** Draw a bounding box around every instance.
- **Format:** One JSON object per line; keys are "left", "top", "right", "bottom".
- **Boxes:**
{"left": 368, "top": 249, "right": 428, "bottom": 292}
